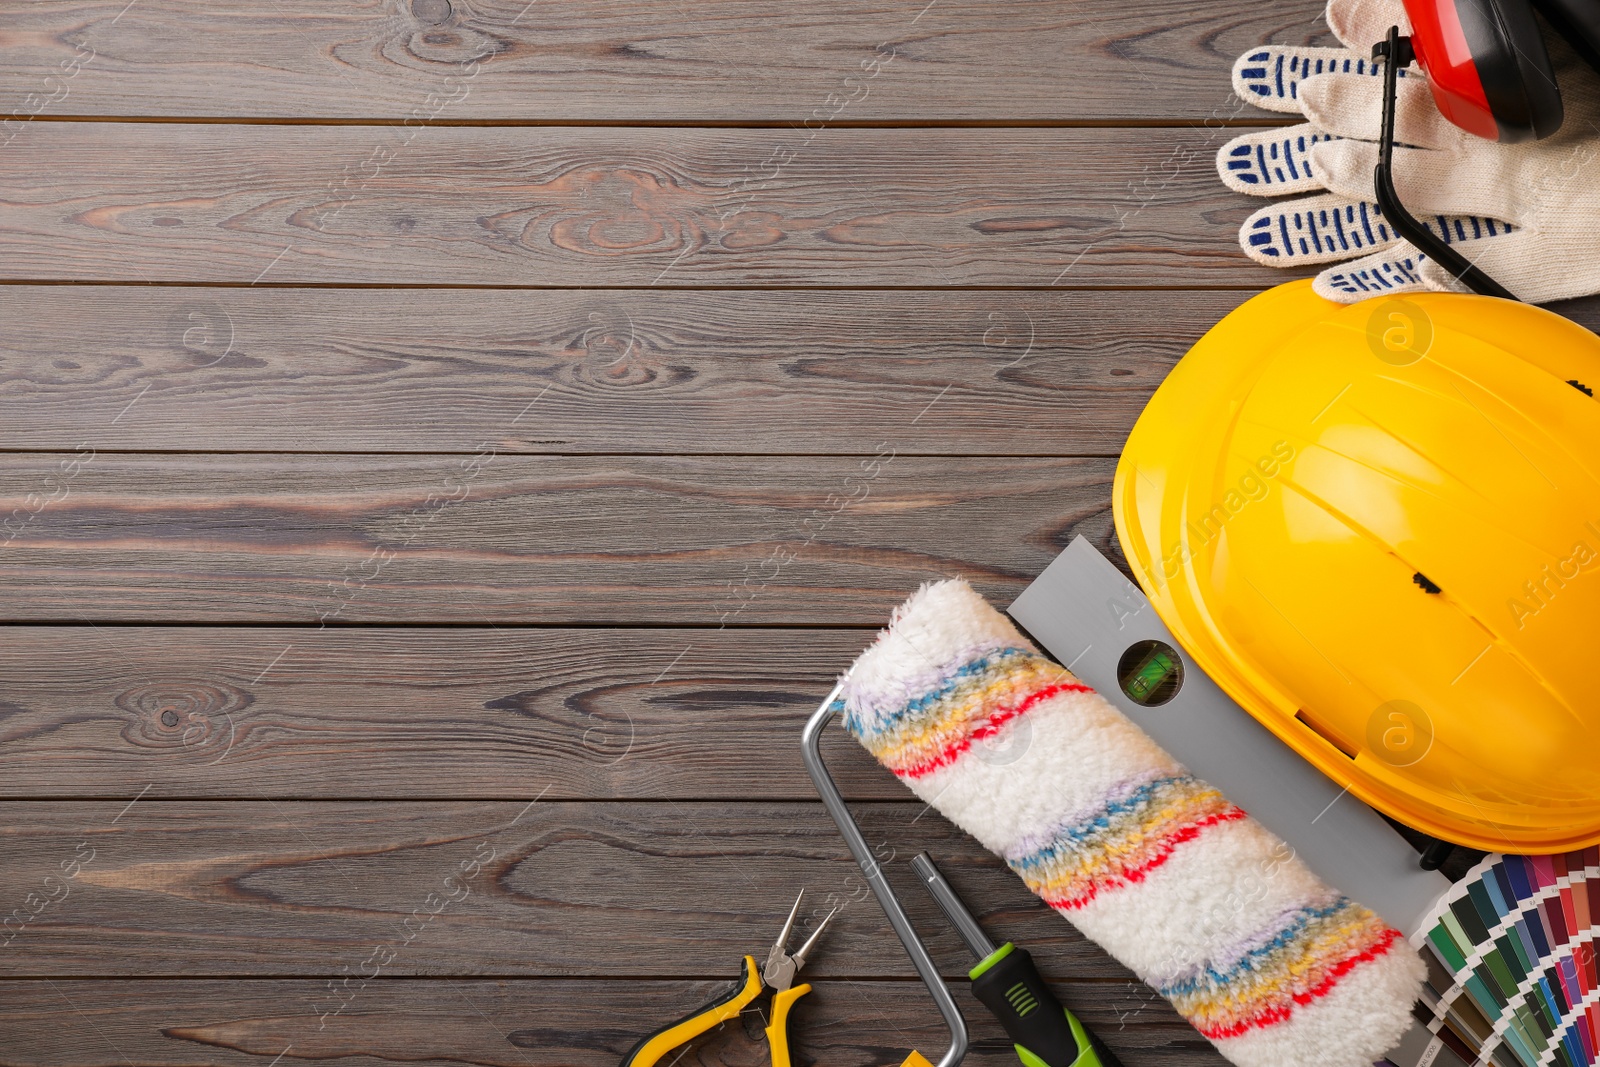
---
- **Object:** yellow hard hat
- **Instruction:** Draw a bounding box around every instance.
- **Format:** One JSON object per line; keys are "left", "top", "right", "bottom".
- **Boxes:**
{"left": 1114, "top": 280, "right": 1600, "bottom": 854}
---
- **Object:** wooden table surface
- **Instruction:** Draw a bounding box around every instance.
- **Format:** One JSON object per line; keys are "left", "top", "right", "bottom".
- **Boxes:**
{"left": 4, "top": 4, "right": 1595, "bottom": 1066}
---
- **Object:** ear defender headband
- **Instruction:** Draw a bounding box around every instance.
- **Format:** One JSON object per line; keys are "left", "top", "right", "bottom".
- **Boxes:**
{"left": 1371, "top": 28, "right": 1518, "bottom": 298}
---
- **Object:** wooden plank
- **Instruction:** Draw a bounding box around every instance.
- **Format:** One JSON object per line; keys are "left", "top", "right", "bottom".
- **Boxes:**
{"left": 3, "top": 979, "right": 1211, "bottom": 1066}
{"left": 0, "top": 286, "right": 1242, "bottom": 455}
{"left": 0, "top": 0, "right": 1323, "bottom": 123}
{"left": 5, "top": 284, "right": 1595, "bottom": 456}
{"left": 0, "top": 800, "right": 1138, "bottom": 982}
{"left": 0, "top": 123, "right": 1281, "bottom": 287}
{"left": 0, "top": 626, "right": 931, "bottom": 801}
{"left": 5, "top": 286, "right": 1595, "bottom": 456}
{"left": 0, "top": 454, "right": 1117, "bottom": 624}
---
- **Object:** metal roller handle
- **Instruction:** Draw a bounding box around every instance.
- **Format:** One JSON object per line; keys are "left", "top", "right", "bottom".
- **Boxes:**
{"left": 801, "top": 684, "right": 968, "bottom": 1067}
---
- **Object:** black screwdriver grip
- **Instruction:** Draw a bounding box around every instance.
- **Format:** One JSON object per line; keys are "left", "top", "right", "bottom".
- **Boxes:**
{"left": 970, "top": 945, "right": 1123, "bottom": 1067}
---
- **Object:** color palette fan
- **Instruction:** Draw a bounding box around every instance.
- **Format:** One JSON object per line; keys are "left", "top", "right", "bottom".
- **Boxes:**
{"left": 1406, "top": 848, "right": 1600, "bottom": 1067}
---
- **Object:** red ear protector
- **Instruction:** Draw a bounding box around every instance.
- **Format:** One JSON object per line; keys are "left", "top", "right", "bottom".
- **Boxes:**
{"left": 1372, "top": 0, "right": 1600, "bottom": 298}
{"left": 1397, "top": 0, "right": 1600, "bottom": 141}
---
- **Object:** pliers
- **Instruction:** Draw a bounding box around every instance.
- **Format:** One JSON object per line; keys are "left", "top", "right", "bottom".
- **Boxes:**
{"left": 621, "top": 890, "right": 835, "bottom": 1067}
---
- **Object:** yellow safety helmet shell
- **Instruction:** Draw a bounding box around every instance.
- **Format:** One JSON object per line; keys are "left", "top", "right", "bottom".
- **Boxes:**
{"left": 1114, "top": 280, "right": 1600, "bottom": 854}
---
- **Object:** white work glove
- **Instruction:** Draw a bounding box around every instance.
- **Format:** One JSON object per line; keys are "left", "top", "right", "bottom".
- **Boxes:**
{"left": 1218, "top": 0, "right": 1600, "bottom": 303}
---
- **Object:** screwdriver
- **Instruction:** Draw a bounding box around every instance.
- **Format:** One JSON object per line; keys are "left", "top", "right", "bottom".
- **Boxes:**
{"left": 911, "top": 852, "right": 1123, "bottom": 1067}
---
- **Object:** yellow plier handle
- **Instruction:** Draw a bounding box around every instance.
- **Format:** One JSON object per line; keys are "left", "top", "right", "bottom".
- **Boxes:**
{"left": 764, "top": 984, "right": 932, "bottom": 1067}
{"left": 763, "top": 983, "right": 810, "bottom": 1067}
{"left": 620, "top": 955, "right": 765, "bottom": 1067}
{"left": 621, "top": 953, "right": 934, "bottom": 1067}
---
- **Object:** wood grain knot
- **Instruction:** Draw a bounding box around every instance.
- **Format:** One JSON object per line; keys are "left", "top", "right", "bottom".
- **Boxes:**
{"left": 565, "top": 307, "right": 690, "bottom": 392}
{"left": 404, "top": 22, "right": 506, "bottom": 67}
{"left": 410, "top": 0, "right": 452, "bottom": 24}
{"left": 115, "top": 680, "right": 253, "bottom": 757}
{"left": 483, "top": 689, "right": 634, "bottom": 768}
{"left": 486, "top": 167, "right": 707, "bottom": 260}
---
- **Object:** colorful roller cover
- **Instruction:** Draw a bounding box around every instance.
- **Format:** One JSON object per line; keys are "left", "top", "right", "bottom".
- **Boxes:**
{"left": 838, "top": 579, "right": 1424, "bottom": 1067}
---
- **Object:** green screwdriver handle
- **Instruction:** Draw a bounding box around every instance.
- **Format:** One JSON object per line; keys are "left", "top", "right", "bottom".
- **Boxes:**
{"left": 969, "top": 943, "right": 1124, "bottom": 1067}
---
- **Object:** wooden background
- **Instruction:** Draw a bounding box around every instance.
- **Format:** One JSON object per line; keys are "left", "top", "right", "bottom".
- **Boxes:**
{"left": 3, "top": 3, "right": 1595, "bottom": 1065}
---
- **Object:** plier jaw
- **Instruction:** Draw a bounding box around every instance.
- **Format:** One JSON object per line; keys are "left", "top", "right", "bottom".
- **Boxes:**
{"left": 761, "top": 890, "right": 835, "bottom": 1067}
{"left": 763, "top": 888, "right": 835, "bottom": 992}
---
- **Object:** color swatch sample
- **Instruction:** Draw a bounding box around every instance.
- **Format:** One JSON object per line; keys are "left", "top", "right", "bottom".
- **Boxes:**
{"left": 1408, "top": 848, "right": 1600, "bottom": 1067}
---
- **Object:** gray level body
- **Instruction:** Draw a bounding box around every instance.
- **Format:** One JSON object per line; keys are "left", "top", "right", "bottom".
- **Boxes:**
{"left": 1008, "top": 536, "right": 1450, "bottom": 937}
{"left": 1010, "top": 538, "right": 1454, "bottom": 1066}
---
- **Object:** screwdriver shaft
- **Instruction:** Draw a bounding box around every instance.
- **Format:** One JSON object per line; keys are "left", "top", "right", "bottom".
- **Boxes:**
{"left": 911, "top": 852, "right": 999, "bottom": 961}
